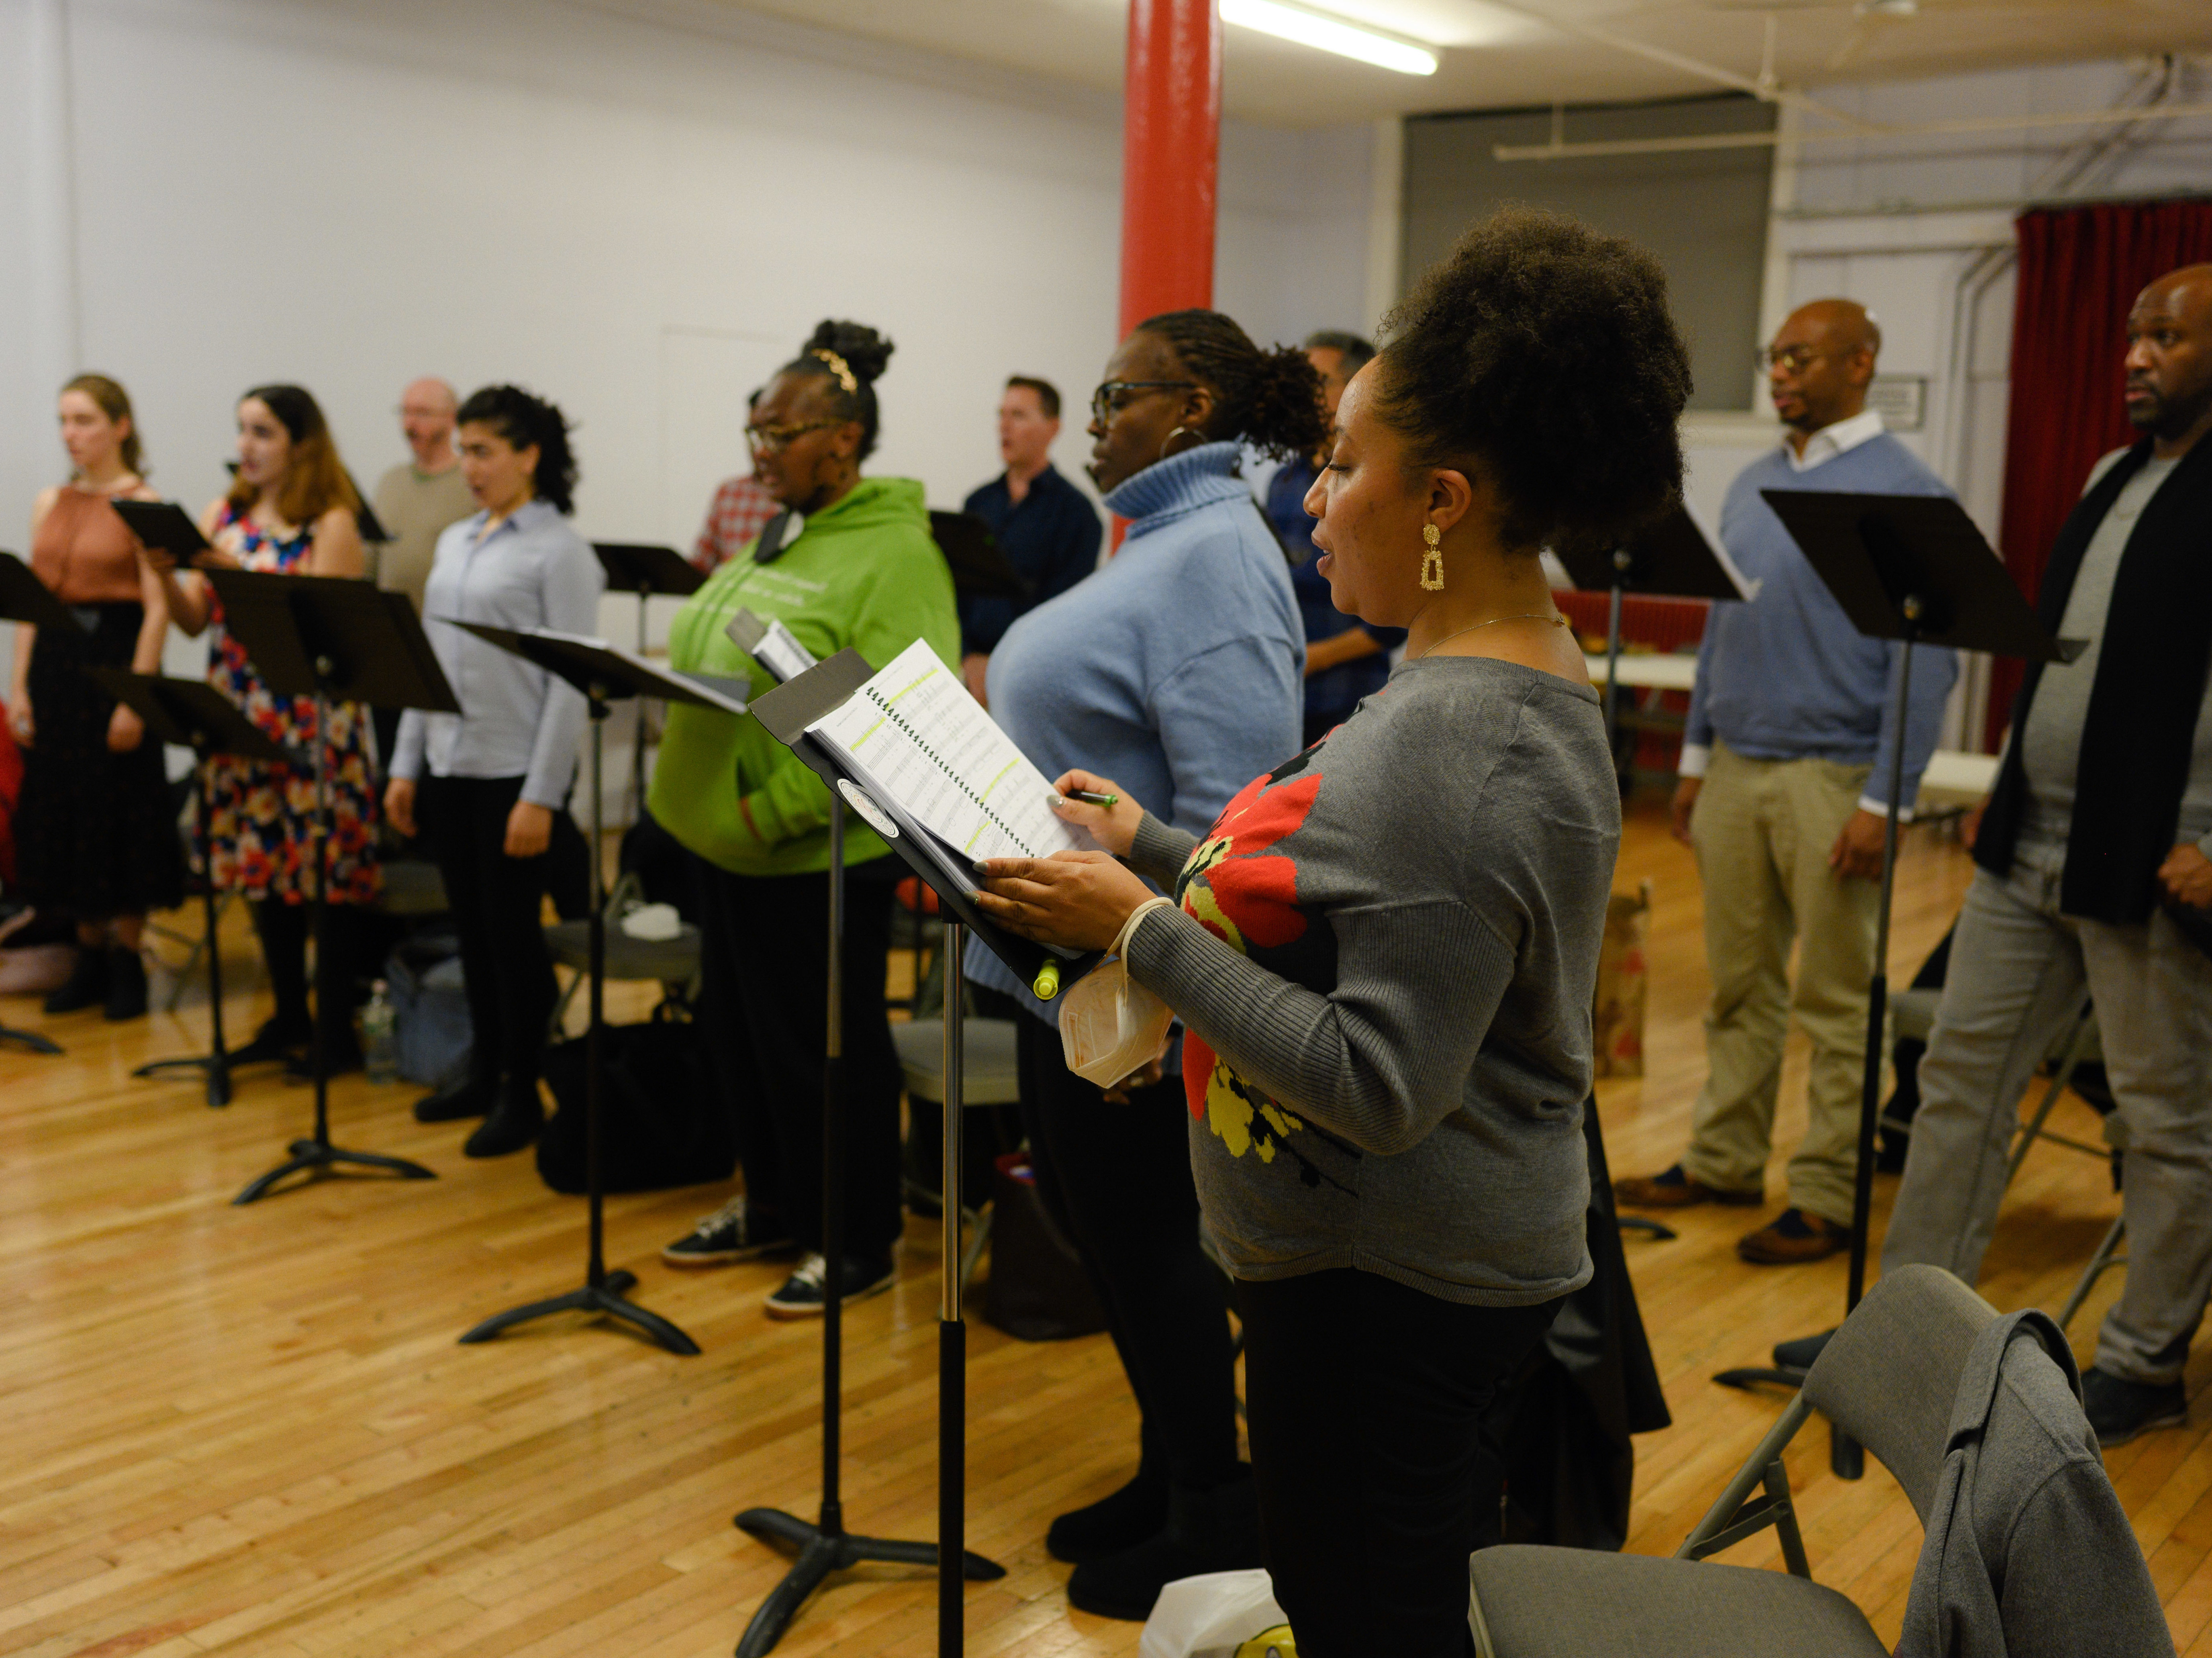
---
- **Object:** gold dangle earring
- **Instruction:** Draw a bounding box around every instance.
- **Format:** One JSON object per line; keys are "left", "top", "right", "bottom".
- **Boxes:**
{"left": 1419, "top": 523, "right": 1444, "bottom": 590}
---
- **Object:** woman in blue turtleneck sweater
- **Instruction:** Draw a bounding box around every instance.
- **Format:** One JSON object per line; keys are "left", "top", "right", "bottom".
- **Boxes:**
{"left": 969, "top": 310, "right": 1321, "bottom": 1620}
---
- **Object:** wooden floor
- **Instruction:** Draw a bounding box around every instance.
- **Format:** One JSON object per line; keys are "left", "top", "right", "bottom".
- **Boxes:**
{"left": 3, "top": 802, "right": 2206, "bottom": 1656}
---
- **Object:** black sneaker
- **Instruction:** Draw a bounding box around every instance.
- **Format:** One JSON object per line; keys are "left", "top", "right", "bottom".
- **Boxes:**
{"left": 2082, "top": 1366, "right": 2187, "bottom": 1448}
{"left": 764, "top": 1252, "right": 895, "bottom": 1319}
{"left": 661, "top": 1195, "right": 795, "bottom": 1267}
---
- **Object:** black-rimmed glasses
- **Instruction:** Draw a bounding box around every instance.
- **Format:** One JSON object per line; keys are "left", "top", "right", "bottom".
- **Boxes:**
{"left": 1090, "top": 380, "right": 1198, "bottom": 425}
{"left": 745, "top": 419, "right": 841, "bottom": 455}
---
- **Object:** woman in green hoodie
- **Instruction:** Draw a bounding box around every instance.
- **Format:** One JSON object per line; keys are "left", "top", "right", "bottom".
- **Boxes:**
{"left": 650, "top": 321, "right": 959, "bottom": 1317}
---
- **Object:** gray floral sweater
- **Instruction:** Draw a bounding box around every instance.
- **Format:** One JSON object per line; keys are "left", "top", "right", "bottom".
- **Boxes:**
{"left": 1121, "top": 654, "right": 1618, "bottom": 1306}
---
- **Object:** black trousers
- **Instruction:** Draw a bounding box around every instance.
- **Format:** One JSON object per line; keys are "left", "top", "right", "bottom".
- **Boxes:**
{"left": 250, "top": 897, "right": 366, "bottom": 1056}
{"left": 690, "top": 853, "right": 905, "bottom": 1260}
{"left": 1013, "top": 1014, "right": 1242, "bottom": 1491}
{"left": 416, "top": 774, "right": 558, "bottom": 1088}
{"left": 1236, "top": 1270, "right": 1562, "bottom": 1658}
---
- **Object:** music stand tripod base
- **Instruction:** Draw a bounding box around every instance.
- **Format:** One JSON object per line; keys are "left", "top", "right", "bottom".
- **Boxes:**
{"left": 459, "top": 1268, "right": 699, "bottom": 1353}
{"left": 235, "top": 1137, "right": 438, "bottom": 1205}
{"left": 0, "top": 1023, "right": 62, "bottom": 1055}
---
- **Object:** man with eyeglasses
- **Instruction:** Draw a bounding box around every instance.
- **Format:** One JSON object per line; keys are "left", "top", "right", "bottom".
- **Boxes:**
{"left": 1616, "top": 298, "right": 1959, "bottom": 1266}
{"left": 958, "top": 376, "right": 1102, "bottom": 702}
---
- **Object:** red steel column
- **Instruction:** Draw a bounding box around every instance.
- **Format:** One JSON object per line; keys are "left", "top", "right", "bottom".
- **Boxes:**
{"left": 1119, "top": 0, "right": 1221, "bottom": 336}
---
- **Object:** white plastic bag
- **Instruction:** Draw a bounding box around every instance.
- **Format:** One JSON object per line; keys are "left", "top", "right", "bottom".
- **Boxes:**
{"left": 1058, "top": 897, "right": 1176, "bottom": 1086}
{"left": 1139, "top": 1568, "right": 1297, "bottom": 1658}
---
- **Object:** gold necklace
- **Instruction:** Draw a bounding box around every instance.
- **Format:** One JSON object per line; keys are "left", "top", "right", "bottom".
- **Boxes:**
{"left": 1418, "top": 612, "right": 1569, "bottom": 658}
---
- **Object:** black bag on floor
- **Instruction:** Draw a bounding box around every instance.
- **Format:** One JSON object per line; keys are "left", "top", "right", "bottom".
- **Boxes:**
{"left": 537, "top": 1008, "right": 735, "bottom": 1194}
{"left": 983, "top": 1152, "right": 1109, "bottom": 1341}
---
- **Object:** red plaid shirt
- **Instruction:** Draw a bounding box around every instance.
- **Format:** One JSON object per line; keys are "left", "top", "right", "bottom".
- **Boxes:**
{"left": 692, "top": 474, "right": 778, "bottom": 574}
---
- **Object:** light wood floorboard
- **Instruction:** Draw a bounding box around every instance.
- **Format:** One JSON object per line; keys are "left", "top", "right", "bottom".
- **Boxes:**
{"left": 0, "top": 801, "right": 2194, "bottom": 1653}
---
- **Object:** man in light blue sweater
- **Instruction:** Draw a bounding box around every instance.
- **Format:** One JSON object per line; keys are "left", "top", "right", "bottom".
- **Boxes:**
{"left": 1617, "top": 300, "right": 1958, "bottom": 1263}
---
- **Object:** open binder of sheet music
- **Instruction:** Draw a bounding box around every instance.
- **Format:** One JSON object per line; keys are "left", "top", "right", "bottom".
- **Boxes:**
{"left": 724, "top": 608, "right": 818, "bottom": 685}
{"left": 801, "top": 638, "right": 1095, "bottom": 912}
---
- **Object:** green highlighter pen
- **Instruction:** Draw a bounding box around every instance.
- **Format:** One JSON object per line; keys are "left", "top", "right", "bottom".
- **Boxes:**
{"left": 1064, "top": 790, "right": 1118, "bottom": 809}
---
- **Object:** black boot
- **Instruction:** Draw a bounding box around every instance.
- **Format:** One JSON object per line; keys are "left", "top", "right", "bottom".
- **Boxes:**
{"left": 1065, "top": 1468, "right": 1263, "bottom": 1622}
{"left": 415, "top": 1073, "right": 499, "bottom": 1123}
{"left": 43, "top": 947, "right": 109, "bottom": 1015}
{"left": 229, "top": 1015, "right": 314, "bottom": 1068}
{"left": 465, "top": 1079, "right": 544, "bottom": 1158}
{"left": 1047, "top": 1463, "right": 1169, "bottom": 1563}
{"left": 103, "top": 947, "right": 149, "bottom": 1021}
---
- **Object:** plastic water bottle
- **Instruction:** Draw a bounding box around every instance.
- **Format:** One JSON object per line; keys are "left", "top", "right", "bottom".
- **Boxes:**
{"left": 362, "top": 980, "right": 399, "bottom": 1085}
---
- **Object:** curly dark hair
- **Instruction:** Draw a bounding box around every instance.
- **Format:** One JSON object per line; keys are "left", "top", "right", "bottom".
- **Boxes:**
{"left": 782, "top": 319, "right": 894, "bottom": 461}
{"left": 1375, "top": 207, "right": 1690, "bottom": 557}
{"left": 456, "top": 384, "right": 579, "bottom": 515}
{"left": 1135, "top": 309, "right": 1329, "bottom": 463}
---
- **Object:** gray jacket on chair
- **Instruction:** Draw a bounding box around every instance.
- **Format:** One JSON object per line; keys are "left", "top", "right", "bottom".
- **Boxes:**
{"left": 1897, "top": 1309, "right": 2172, "bottom": 1658}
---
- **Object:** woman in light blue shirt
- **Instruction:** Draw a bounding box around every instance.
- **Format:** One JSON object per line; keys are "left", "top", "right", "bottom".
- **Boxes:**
{"left": 386, "top": 386, "right": 603, "bottom": 1158}
{"left": 968, "top": 309, "right": 1319, "bottom": 1620}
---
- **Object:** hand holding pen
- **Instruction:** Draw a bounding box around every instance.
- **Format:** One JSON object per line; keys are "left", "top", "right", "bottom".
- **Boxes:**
{"left": 1046, "top": 769, "right": 1144, "bottom": 856}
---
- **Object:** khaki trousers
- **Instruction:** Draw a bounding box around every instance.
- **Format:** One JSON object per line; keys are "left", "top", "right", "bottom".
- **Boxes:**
{"left": 1679, "top": 743, "right": 1879, "bottom": 1227}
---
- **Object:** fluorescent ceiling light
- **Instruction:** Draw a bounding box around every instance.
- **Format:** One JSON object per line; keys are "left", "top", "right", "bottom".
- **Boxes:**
{"left": 1220, "top": 0, "right": 1440, "bottom": 76}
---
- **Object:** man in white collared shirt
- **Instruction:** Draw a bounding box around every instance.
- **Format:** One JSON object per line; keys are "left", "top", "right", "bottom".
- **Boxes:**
{"left": 1616, "top": 300, "right": 1959, "bottom": 1264}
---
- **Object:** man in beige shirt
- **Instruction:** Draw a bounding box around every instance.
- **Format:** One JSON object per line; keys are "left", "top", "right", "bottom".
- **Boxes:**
{"left": 371, "top": 378, "right": 475, "bottom": 613}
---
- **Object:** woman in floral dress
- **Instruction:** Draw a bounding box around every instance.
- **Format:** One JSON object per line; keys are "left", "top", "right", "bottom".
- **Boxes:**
{"left": 141, "top": 384, "right": 379, "bottom": 1069}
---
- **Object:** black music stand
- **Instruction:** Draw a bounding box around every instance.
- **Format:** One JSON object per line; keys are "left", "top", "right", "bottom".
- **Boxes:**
{"left": 738, "top": 650, "right": 1051, "bottom": 1656}
{"left": 1709, "top": 491, "right": 2078, "bottom": 1477}
{"left": 591, "top": 542, "right": 703, "bottom": 815}
{"left": 927, "top": 511, "right": 1025, "bottom": 601}
{"left": 448, "top": 623, "right": 730, "bottom": 1357}
{"left": 204, "top": 568, "right": 454, "bottom": 1203}
{"left": 0, "top": 552, "right": 82, "bottom": 1056}
{"left": 100, "top": 672, "right": 306, "bottom": 1106}
{"left": 1555, "top": 503, "right": 1752, "bottom": 780}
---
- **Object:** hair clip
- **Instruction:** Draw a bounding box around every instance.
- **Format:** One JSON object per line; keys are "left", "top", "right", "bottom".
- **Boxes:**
{"left": 811, "top": 348, "right": 858, "bottom": 395}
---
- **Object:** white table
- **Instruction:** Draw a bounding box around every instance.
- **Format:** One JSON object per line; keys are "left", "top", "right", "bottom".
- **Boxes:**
{"left": 1584, "top": 653, "right": 1697, "bottom": 692}
{"left": 1917, "top": 749, "right": 2000, "bottom": 811}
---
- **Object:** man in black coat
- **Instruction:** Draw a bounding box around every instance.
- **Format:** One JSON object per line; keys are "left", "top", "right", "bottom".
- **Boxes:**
{"left": 1881, "top": 263, "right": 2212, "bottom": 1448}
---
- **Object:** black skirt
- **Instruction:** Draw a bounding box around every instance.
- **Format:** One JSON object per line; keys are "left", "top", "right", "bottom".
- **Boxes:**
{"left": 13, "top": 602, "right": 185, "bottom": 917}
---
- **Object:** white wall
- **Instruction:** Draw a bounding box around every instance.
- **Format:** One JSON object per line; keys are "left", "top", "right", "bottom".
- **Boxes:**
{"left": 0, "top": 0, "right": 1373, "bottom": 641}
{"left": 0, "top": 0, "right": 1375, "bottom": 811}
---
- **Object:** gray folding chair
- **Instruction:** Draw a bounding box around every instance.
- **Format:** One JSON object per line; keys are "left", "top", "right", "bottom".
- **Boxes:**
{"left": 894, "top": 1015, "right": 1021, "bottom": 1294}
{"left": 1469, "top": 1264, "right": 1998, "bottom": 1658}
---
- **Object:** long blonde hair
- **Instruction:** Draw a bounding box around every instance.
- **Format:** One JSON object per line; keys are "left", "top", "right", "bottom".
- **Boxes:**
{"left": 61, "top": 373, "right": 146, "bottom": 478}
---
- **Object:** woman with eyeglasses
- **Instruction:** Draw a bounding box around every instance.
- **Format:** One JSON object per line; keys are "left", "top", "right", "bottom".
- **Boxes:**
{"left": 958, "top": 310, "right": 1321, "bottom": 1620}
{"left": 976, "top": 210, "right": 1689, "bottom": 1658}
{"left": 647, "top": 321, "right": 960, "bottom": 1318}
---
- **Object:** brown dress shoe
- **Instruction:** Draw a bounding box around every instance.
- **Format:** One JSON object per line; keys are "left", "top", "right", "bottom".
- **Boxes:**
{"left": 1737, "top": 1208, "right": 1855, "bottom": 1264}
{"left": 1613, "top": 1165, "right": 1764, "bottom": 1209}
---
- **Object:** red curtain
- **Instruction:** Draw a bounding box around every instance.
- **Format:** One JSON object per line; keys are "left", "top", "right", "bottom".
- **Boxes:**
{"left": 1987, "top": 197, "right": 2212, "bottom": 747}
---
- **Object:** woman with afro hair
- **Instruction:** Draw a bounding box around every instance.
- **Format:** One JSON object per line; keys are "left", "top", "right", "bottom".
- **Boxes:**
{"left": 978, "top": 209, "right": 1693, "bottom": 1654}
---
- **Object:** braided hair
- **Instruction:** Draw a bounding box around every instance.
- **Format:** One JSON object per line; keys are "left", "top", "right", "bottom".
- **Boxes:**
{"left": 1134, "top": 309, "right": 1328, "bottom": 463}
{"left": 455, "top": 384, "right": 579, "bottom": 515}
{"left": 780, "top": 320, "right": 895, "bottom": 461}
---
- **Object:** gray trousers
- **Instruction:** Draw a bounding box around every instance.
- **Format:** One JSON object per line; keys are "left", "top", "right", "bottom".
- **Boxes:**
{"left": 1883, "top": 840, "right": 2212, "bottom": 1384}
